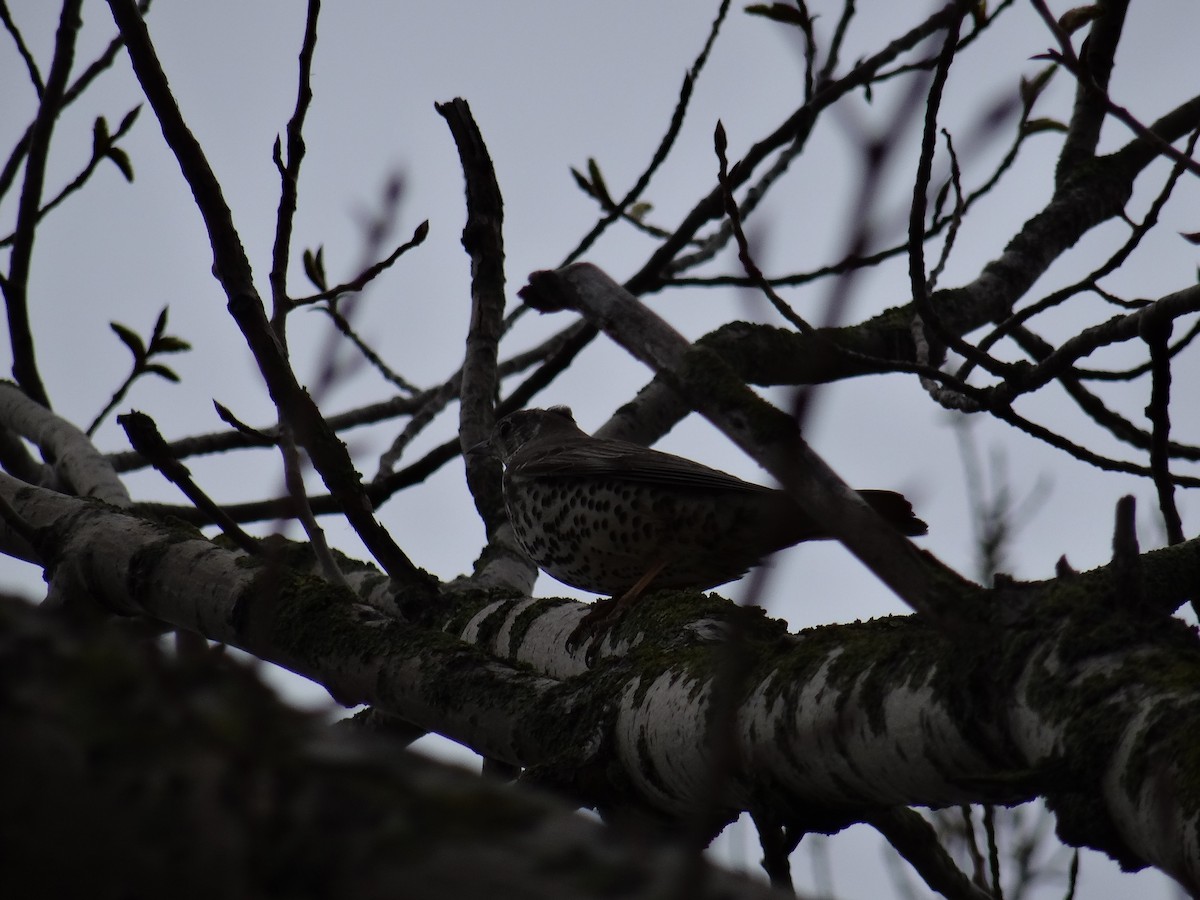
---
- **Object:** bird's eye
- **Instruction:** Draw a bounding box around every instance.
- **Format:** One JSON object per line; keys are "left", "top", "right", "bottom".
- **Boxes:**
{"left": 498, "top": 420, "right": 512, "bottom": 440}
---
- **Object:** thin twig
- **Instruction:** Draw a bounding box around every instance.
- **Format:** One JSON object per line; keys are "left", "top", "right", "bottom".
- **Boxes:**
{"left": 926, "top": 128, "right": 964, "bottom": 292}
{"left": 314, "top": 303, "right": 422, "bottom": 394}
{"left": 1076, "top": 316, "right": 1200, "bottom": 382}
{"left": 563, "top": 0, "right": 731, "bottom": 266}
{"left": 626, "top": 0, "right": 973, "bottom": 294}
{"left": 0, "top": 0, "right": 152, "bottom": 204}
{"left": 118, "top": 410, "right": 260, "bottom": 555}
{"left": 1142, "top": 314, "right": 1185, "bottom": 545}
{"left": 3, "top": 0, "right": 83, "bottom": 408}
{"left": 983, "top": 804, "right": 1004, "bottom": 900}
{"left": 909, "top": 6, "right": 1010, "bottom": 380}
{"left": 0, "top": 105, "right": 141, "bottom": 249}
{"left": 713, "top": 121, "right": 813, "bottom": 333}
{"left": 108, "top": 0, "right": 429, "bottom": 591}
{"left": 269, "top": 0, "right": 321, "bottom": 326}
{"left": 965, "top": 124, "right": 1200, "bottom": 377}
{"left": 1009, "top": 325, "right": 1200, "bottom": 462}
{"left": 278, "top": 423, "right": 349, "bottom": 587}
{"left": 0, "top": 1, "right": 43, "bottom": 94}
{"left": 289, "top": 220, "right": 429, "bottom": 306}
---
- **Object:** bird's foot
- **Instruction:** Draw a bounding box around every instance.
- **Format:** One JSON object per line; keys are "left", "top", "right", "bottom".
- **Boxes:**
{"left": 566, "top": 596, "right": 626, "bottom": 655}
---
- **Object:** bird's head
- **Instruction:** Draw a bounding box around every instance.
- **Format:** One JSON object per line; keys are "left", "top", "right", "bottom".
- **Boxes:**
{"left": 485, "top": 406, "right": 580, "bottom": 465}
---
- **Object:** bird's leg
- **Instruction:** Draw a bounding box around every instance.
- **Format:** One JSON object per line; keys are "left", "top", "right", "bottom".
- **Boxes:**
{"left": 578, "top": 558, "right": 668, "bottom": 629}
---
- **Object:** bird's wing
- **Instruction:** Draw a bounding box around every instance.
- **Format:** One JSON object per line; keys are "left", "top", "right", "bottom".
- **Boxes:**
{"left": 512, "top": 438, "right": 773, "bottom": 493}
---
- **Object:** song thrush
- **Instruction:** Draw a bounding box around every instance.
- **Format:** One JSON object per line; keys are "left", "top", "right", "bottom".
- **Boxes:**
{"left": 486, "top": 407, "right": 926, "bottom": 614}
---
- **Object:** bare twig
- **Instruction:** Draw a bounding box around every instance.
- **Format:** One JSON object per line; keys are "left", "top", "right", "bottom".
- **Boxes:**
{"left": 1142, "top": 313, "right": 1185, "bottom": 547}
{"left": 909, "top": 7, "right": 1010, "bottom": 380}
{"left": 1009, "top": 325, "right": 1200, "bottom": 462}
{"left": 269, "top": 0, "right": 321, "bottom": 327}
{"left": 277, "top": 423, "right": 349, "bottom": 587}
{"left": 0, "top": 0, "right": 44, "bottom": 95}
{"left": 107, "top": 0, "right": 430, "bottom": 592}
{"left": 118, "top": 410, "right": 260, "bottom": 556}
{"left": 988, "top": 285, "right": 1200, "bottom": 407}
{"left": 983, "top": 804, "right": 1003, "bottom": 900}
{"left": 1077, "top": 316, "right": 1200, "bottom": 382}
{"left": 564, "top": 0, "right": 731, "bottom": 265}
{"left": 988, "top": 400, "right": 1200, "bottom": 488}
{"left": 313, "top": 303, "right": 422, "bottom": 394}
{"left": 926, "top": 129, "right": 964, "bottom": 291}
{"left": 713, "top": 121, "right": 813, "bottom": 333}
{"left": 0, "top": 0, "right": 151, "bottom": 204}
{"left": 289, "top": 219, "right": 429, "bottom": 306}
{"left": 626, "top": 0, "right": 974, "bottom": 294}
{"left": 3, "top": 0, "right": 83, "bottom": 408}
{"left": 966, "top": 123, "right": 1200, "bottom": 376}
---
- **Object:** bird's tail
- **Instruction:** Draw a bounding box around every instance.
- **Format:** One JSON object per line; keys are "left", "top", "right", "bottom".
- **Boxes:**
{"left": 857, "top": 489, "right": 928, "bottom": 536}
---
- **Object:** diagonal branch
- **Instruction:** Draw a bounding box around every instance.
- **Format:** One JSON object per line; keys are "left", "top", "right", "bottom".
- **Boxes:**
{"left": 520, "top": 263, "right": 981, "bottom": 627}
{"left": 106, "top": 0, "right": 430, "bottom": 592}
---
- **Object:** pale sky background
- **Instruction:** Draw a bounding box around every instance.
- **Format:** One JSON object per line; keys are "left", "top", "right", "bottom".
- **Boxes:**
{"left": 2, "top": 2, "right": 1197, "bottom": 897}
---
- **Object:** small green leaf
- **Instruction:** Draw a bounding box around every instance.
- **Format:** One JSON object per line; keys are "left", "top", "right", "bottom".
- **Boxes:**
{"left": 92, "top": 116, "right": 110, "bottom": 153}
{"left": 303, "top": 246, "right": 327, "bottom": 291}
{"left": 152, "top": 336, "right": 191, "bottom": 354}
{"left": 106, "top": 147, "right": 134, "bottom": 182}
{"left": 110, "top": 322, "right": 145, "bottom": 359}
{"left": 151, "top": 306, "right": 169, "bottom": 341}
{"left": 144, "top": 364, "right": 180, "bottom": 383}
{"left": 1059, "top": 5, "right": 1100, "bottom": 35}
{"left": 570, "top": 167, "right": 590, "bottom": 193}
{"left": 116, "top": 104, "right": 141, "bottom": 136}
{"left": 627, "top": 202, "right": 653, "bottom": 222}
{"left": 1019, "top": 66, "right": 1056, "bottom": 111}
{"left": 586, "top": 158, "right": 613, "bottom": 206}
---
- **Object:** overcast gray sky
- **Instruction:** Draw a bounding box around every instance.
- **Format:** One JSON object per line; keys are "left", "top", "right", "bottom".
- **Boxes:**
{"left": 2, "top": 2, "right": 1196, "bottom": 896}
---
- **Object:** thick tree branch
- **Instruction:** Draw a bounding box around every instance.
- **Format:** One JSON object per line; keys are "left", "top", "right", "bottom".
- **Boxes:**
{"left": 438, "top": 97, "right": 535, "bottom": 596}
{"left": 1054, "top": 0, "right": 1129, "bottom": 179}
{"left": 0, "top": 593, "right": 790, "bottom": 900}
{"left": 0, "top": 381, "right": 129, "bottom": 506}
{"left": 8, "top": 466, "right": 1200, "bottom": 889}
{"left": 520, "top": 263, "right": 979, "bottom": 626}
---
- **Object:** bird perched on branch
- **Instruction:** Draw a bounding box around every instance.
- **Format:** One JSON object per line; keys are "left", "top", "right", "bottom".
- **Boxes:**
{"left": 484, "top": 406, "right": 926, "bottom": 621}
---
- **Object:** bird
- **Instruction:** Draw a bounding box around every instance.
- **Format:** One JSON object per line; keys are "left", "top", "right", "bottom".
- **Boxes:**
{"left": 484, "top": 406, "right": 926, "bottom": 620}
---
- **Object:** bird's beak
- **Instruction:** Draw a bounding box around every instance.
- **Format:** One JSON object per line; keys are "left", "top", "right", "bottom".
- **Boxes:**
{"left": 465, "top": 438, "right": 493, "bottom": 459}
